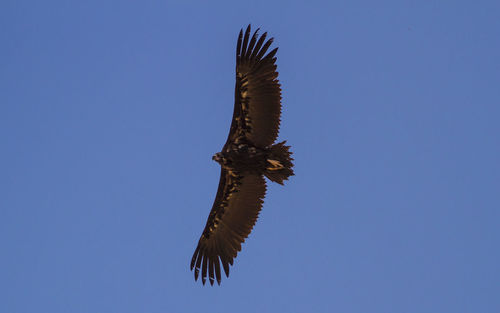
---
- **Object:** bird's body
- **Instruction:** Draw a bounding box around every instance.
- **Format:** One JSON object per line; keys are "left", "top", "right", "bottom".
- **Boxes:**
{"left": 191, "top": 25, "right": 294, "bottom": 285}
{"left": 213, "top": 141, "right": 266, "bottom": 171}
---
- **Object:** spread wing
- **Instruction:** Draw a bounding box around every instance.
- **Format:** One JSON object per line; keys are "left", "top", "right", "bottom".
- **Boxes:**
{"left": 191, "top": 169, "right": 266, "bottom": 285}
{"left": 225, "top": 25, "right": 282, "bottom": 148}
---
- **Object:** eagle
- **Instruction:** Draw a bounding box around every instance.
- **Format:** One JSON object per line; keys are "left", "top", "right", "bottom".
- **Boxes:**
{"left": 190, "top": 25, "right": 294, "bottom": 285}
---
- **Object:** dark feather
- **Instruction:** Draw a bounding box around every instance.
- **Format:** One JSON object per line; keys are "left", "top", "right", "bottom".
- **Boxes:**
{"left": 250, "top": 32, "right": 266, "bottom": 60}
{"left": 233, "top": 26, "right": 282, "bottom": 148}
{"left": 191, "top": 171, "right": 266, "bottom": 285}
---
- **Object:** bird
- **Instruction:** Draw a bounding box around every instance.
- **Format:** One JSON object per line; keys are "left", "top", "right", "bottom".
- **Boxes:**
{"left": 190, "top": 25, "right": 294, "bottom": 285}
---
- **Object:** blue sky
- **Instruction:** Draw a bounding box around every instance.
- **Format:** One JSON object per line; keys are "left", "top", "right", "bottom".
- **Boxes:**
{"left": 1, "top": 1, "right": 499, "bottom": 312}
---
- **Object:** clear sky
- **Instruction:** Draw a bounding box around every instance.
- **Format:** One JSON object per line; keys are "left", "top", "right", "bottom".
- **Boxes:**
{"left": 1, "top": 1, "right": 499, "bottom": 312}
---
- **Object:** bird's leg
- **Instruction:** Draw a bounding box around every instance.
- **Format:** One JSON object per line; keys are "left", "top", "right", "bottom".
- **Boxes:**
{"left": 267, "top": 159, "right": 284, "bottom": 171}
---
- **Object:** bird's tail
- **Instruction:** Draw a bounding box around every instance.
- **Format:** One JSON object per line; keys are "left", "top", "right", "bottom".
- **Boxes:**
{"left": 264, "top": 141, "right": 294, "bottom": 185}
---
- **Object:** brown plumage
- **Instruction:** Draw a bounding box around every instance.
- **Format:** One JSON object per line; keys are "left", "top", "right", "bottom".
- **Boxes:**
{"left": 191, "top": 25, "right": 294, "bottom": 285}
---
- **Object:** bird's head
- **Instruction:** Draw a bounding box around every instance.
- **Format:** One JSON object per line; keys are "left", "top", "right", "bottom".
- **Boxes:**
{"left": 212, "top": 152, "right": 224, "bottom": 164}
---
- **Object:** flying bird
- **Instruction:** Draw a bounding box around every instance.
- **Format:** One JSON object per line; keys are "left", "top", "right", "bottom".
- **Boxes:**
{"left": 191, "top": 25, "right": 294, "bottom": 285}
